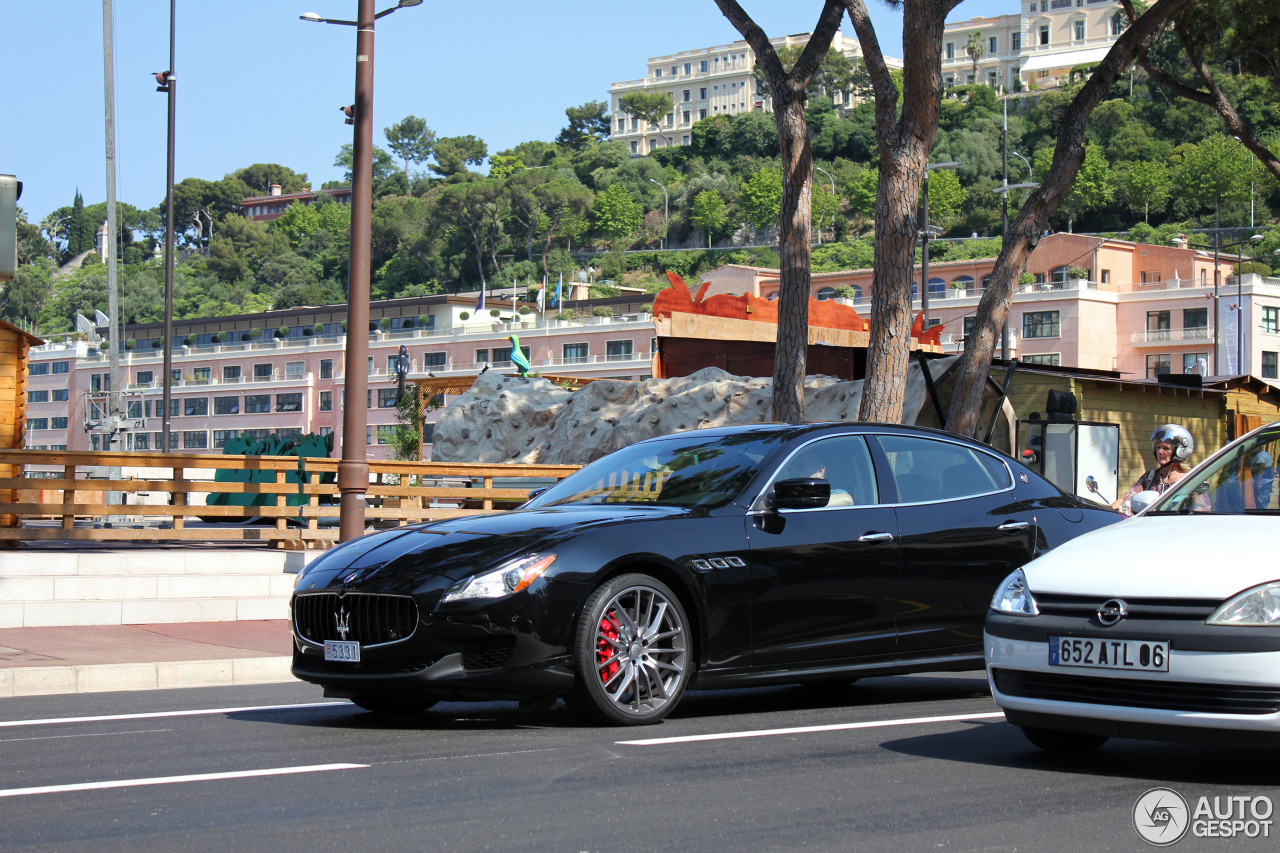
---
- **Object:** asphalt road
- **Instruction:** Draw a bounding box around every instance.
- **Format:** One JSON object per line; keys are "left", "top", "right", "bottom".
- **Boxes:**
{"left": 1, "top": 674, "right": 1277, "bottom": 852}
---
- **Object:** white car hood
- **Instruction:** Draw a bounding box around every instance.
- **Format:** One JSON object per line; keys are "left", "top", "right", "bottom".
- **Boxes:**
{"left": 1023, "top": 515, "right": 1279, "bottom": 600}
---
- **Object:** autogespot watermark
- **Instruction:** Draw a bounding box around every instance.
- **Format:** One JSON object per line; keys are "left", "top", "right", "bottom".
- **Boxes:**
{"left": 1133, "top": 787, "right": 1274, "bottom": 846}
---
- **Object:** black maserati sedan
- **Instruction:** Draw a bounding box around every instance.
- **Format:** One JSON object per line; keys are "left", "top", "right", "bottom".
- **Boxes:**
{"left": 291, "top": 423, "right": 1118, "bottom": 725}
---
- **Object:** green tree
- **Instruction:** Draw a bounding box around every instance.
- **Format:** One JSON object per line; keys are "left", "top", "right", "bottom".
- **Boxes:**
{"left": 690, "top": 189, "right": 728, "bottom": 248}
{"left": 431, "top": 135, "right": 488, "bottom": 178}
{"left": 270, "top": 197, "right": 352, "bottom": 248}
{"left": 556, "top": 101, "right": 612, "bottom": 150}
{"left": 334, "top": 143, "right": 397, "bottom": 185}
{"left": 0, "top": 262, "right": 54, "bottom": 327}
{"left": 592, "top": 183, "right": 644, "bottom": 247}
{"left": 618, "top": 91, "right": 676, "bottom": 134}
{"left": 66, "top": 190, "right": 92, "bottom": 259}
{"left": 1035, "top": 143, "right": 1115, "bottom": 231}
{"left": 846, "top": 169, "right": 878, "bottom": 218}
{"left": 384, "top": 115, "right": 436, "bottom": 182}
{"left": 231, "top": 164, "right": 309, "bottom": 196}
{"left": 1121, "top": 160, "right": 1172, "bottom": 222}
{"left": 1174, "top": 134, "right": 1255, "bottom": 224}
{"left": 740, "top": 168, "right": 784, "bottom": 229}
{"left": 964, "top": 31, "right": 986, "bottom": 83}
{"left": 925, "top": 168, "right": 966, "bottom": 229}
{"left": 204, "top": 215, "right": 289, "bottom": 283}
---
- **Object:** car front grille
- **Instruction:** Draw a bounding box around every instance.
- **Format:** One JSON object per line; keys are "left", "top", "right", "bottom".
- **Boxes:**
{"left": 462, "top": 637, "right": 516, "bottom": 671}
{"left": 292, "top": 650, "right": 439, "bottom": 675}
{"left": 293, "top": 592, "right": 419, "bottom": 647}
{"left": 1033, "top": 593, "right": 1219, "bottom": 621}
{"left": 992, "top": 668, "right": 1280, "bottom": 715}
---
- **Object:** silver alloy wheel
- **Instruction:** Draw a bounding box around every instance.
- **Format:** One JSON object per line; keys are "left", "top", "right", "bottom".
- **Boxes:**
{"left": 593, "top": 583, "right": 688, "bottom": 717}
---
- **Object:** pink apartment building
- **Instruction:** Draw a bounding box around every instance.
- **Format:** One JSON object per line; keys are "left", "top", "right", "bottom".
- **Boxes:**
{"left": 23, "top": 291, "right": 657, "bottom": 459}
{"left": 701, "top": 233, "right": 1280, "bottom": 382}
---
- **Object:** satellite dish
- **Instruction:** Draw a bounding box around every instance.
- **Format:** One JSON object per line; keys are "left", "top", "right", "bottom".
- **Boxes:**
{"left": 94, "top": 310, "right": 110, "bottom": 326}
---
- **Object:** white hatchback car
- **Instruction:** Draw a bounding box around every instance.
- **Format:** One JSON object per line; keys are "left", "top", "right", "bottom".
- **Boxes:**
{"left": 986, "top": 421, "right": 1280, "bottom": 752}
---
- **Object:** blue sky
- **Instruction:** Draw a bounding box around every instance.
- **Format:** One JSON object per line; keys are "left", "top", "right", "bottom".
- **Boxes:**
{"left": 3, "top": 1, "right": 1011, "bottom": 225}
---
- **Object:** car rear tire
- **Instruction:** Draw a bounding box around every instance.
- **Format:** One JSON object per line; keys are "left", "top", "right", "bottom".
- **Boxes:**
{"left": 1019, "top": 725, "right": 1109, "bottom": 753}
{"left": 351, "top": 696, "right": 437, "bottom": 715}
{"left": 566, "top": 573, "right": 691, "bottom": 726}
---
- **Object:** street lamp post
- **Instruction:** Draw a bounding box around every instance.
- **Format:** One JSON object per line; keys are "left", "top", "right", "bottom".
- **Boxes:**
{"left": 649, "top": 178, "right": 668, "bottom": 250}
{"left": 155, "top": 0, "right": 176, "bottom": 454}
{"left": 813, "top": 165, "right": 835, "bottom": 246}
{"left": 919, "top": 162, "right": 959, "bottom": 328}
{"left": 302, "top": 0, "right": 421, "bottom": 542}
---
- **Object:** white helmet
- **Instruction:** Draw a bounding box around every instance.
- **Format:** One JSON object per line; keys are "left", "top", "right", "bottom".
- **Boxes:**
{"left": 1151, "top": 424, "right": 1194, "bottom": 463}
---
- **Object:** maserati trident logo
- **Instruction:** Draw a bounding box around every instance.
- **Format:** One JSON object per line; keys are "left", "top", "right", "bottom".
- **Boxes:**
{"left": 335, "top": 605, "right": 351, "bottom": 640}
{"left": 1098, "top": 598, "right": 1128, "bottom": 626}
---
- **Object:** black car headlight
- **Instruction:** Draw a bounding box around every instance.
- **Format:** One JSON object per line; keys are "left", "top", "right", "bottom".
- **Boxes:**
{"left": 442, "top": 553, "right": 557, "bottom": 603}
{"left": 990, "top": 569, "right": 1039, "bottom": 617}
{"left": 1207, "top": 581, "right": 1280, "bottom": 626}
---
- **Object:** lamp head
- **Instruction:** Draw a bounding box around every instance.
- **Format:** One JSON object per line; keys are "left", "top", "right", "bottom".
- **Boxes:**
{"left": 299, "top": 12, "right": 322, "bottom": 22}
{"left": 398, "top": 0, "right": 423, "bottom": 6}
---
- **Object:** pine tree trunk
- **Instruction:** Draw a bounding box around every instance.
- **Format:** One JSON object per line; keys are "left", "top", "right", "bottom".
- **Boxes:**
{"left": 772, "top": 94, "right": 814, "bottom": 424}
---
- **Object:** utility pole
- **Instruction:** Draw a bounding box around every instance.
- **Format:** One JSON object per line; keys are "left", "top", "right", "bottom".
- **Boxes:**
{"left": 103, "top": 0, "right": 124, "bottom": 521}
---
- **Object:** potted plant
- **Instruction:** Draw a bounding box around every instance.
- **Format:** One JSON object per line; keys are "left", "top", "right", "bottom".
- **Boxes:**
{"left": 459, "top": 311, "right": 471, "bottom": 321}
{"left": 184, "top": 333, "right": 197, "bottom": 346}
{"left": 276, "top": 326, "right": 290, "bottom": 339}
{"left": 592, "top": 306, "right": 613, "bottom": 322}
{"left": 518, "top": 306, "right": 530, "bottom": 316}
{"left": 380, "top": 318, "right": 392, "bottom": 330}
{"left": 212, "top": 331, "right": 227, "bottom": 343}
{"left": 417, "top": 314, "right": 430, "bottom": 328}
{"left": 1067, "top": 267, "right": 1090, "bottom": 287}
{"left": 152, "top": 338, "right": 164, "bottom": 349}
{"left": 313, "top": 324, "right": 325, "bottom": 336}
{"left": 489, "top": 308, "right": 501, "bottom": 319}
{"left": 125, "top": 338, "right": 136, "bottom": 351}
{"left": 241, "top": 332, "right": 252, "bottom": 341}
{"left": 249, "top": 327, "right": 262, "bottom": 340}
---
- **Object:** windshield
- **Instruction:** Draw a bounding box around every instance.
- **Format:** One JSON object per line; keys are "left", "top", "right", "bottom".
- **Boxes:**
{"left": 525, "top": 432, "right": 783, "bottom": 510}
{"left": 1153, "top": 425, "right": 1280, "bottom": 515}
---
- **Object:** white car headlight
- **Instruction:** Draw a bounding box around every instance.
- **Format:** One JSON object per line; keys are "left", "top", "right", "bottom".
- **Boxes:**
{"left": 990, "top": 569, "right": 1039, "bottom": 617}
{"left": 1207, "top": 581, "right": 1280, "bottom": 626}
{"left": 442, "top": 553, "right": 557, "bottom": 603}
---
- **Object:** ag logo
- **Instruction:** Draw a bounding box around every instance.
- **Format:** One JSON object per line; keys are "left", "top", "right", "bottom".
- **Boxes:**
{"left": 1133, "top": 787, "right": 1190, "bottom": 846}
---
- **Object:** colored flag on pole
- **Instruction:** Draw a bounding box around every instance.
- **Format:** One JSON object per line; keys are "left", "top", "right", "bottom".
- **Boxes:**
{"left": 474, "top": 288, "right": 485, "bottom": 312}
{"left": 536, "top": 277, "right": 545, "bottom": 313}
{"left": 554, "top": 274, "right": 563, "bottom": 308}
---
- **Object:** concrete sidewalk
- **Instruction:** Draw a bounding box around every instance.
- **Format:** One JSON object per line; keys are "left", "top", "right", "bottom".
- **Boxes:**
{"left": 0, "top": 620, "right": 295, "bottom": 697}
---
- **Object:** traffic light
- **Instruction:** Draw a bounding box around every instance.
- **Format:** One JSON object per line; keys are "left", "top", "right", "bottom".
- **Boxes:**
{"left": 0, "top": 174, "right": 21, "bottom": 282}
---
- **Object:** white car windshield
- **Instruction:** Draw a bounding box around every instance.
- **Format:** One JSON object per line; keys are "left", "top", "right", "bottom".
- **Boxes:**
{"left": 525, "top": 432, "right": 783, "bottom": 510}
{"left": 1154, "top": 425, "right": 1280, "bottom": 515}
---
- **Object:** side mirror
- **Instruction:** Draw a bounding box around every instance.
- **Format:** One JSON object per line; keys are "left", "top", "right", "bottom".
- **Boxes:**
{"left": 1129, "top": 489, "right": 1160, "bottom": 514}
{"left": 771, "top": 478, "right": 830, "bottom": 510}
{"left": 1085, "top": 475, "right": 1099, "bottom": 494}
{"left": 526, "top": 487, "right": 548, "bottom": 500}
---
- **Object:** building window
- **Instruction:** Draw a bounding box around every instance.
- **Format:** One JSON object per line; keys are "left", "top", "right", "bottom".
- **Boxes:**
{"left": 945, "top": 42, "right": 954, "bottom": 59}
{"left": 183, "top": 430, "right": 208, "bottom": 449}
{"left": 212, "top": 430, "right": 238, "bottom": 449}
{"left": 665, "top": 113, "right": 673, "bottom": 127}
{"left": 1263, "top": 352, "right": 1278, "bottom": 379}
{"left": 1040, "top": 25, "right": 1050, "bottom": 45}
{"left": 52, "top": 389, "right": 69, "bottom": 402}
{"left": 193, "top": 367, "right": 211, "bottom": 381}
{"left": 989, "top": 36, "right": 998, "bottom": 53}
{"left": 653, "top": 68, "right": 662, "bottom": 78}
{"left": 137, "top": 370, "right": 154, "bottom": 385}
{"left": 1074, "top": 19, "right": 1085, "bottom": 40}
{"left": 285, "top": 361, "right": 305, "bottom": 380}
{"left": 682, "top": 90, "right": 690, "bottom": 102}
{"left": 475, "top": 349, "right": 489, "bottom": 365}
{"left": 1111, "top": 12, "right": 1124, "bottom": 35}
{"left": 630, "top": 141, "right": 638, "bottom": 154}
{"left": 171, "top": 369, "right": 182, "bottom": 383}
{"left": 699, "top": 87, "right": 707, "bottom": 99}
{"left": 630, "top": 117, "right": 639, "bottom": 131}
{"left": 214, "top": 396, "right": 239, "bottom": 415}
{"left": 167, "top": 399, "right": 179, "bottom": 419}
{"left": 1140, "top": 271, "right": 1162, "bottom": 283}
{"left": 1183, "top": 352, "right": 1209, "bottom": 374}
{"left": 29, "top": 363, "right": 49, "bottom": 376}
{"left": 52, "top": 417, "right": 69, "bottom": 429}
{"left": 1147, "top": 311, "right": 1170, "bottom": 333}
{"left": 617, "top": 117, "right": 625, "bottom": 132}
{"left": 320, "top": 358, "right": 333, "bottom": 379}
{"left": 606, "top": 340, "right": 634, "bottom": 361}
{"left": 184, "top": 397, "right": 208, "bottom": 417}
{"left": 245, "top": 394, "right": 271, "bottom": 414}
{"left": 153, "top": 432, "right": 179, "bottom": 450}
{"left": 492, "top": 345, "right": 529, "bottom": 365}
{"left": 699, "top": 60, "right": 708, "bottom": 72}
{"left": 50, "top": 360, "right": 69, "bottom": 375}
{"left": 684, "top": 62, "right": 691, "bottom": 74}
{"left": 29, "top": 418, "right": 49, "bottom": 430}
{"left": 132, "top": 433, "right": 150, "bottom": 451}
{"left": 319, "top": 391, "right": 332, "bottom": 412}
{"left": 28, "top": 390, "right": 49, "bottom": 403}
{"left": 1100, "top": 269, "right": 1110, "bottom": 284}
{"left": 318, "top": 426, "right": 333, "bottom": 437}
{"left": 223, "top": 365, "right": 240, "bottom": 381}
{"left": 375, "top": 425, "right": 396, "bottom": 445}
{"left": 698, "top": 109, "right": 707, "bottom": 120}
{"left": 1023, "top": 311, "right": 1061, "bottom": 338}
{"left": 276, "top": 393, "right": 302, "bottom": 412}
{"left": 1021, "top": 354, "right": 1062, "bottom": 366}
{"left": 1184, "top": 308, "right": 1208, "bottom": 332}
{"left": 1263, "top": 306, "right": 1279, "bottom": 334}
{"left": 422, "top": 351, "right": 446, "bottom": 369}
{"left": 253, "top": 363, "right": 272, "bottom": 381}
{"left": 378, "top": 388, "right": 400, "bottom": 408}
{"left": 1146, "top": 354, "right": 1172, "bottom": 378}
{"left": 563, "top": 343, "right": 588, "bottom": 364}
{"left": 1012, "top": 32, "right": 1021, "bottom": 51}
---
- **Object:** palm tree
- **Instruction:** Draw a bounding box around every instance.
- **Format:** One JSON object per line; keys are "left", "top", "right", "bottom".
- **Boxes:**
{"left": 965, "top": 31, "right": 986, "bottom": 84}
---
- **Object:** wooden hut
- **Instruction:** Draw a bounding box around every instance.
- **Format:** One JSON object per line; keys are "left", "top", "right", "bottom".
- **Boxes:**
{"left": 0, "top": 320, "right": 44, "bottom": 535}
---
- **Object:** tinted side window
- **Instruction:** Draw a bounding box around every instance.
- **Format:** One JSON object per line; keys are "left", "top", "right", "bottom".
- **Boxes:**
{"left": 977, "top": 451, "right": 1013, "bottom": 489}
{"left": 877, "top": 435, "right": 1002, "bottom": 502}
{"left": 772, "top": 435, "right": 878, "bottom": 506}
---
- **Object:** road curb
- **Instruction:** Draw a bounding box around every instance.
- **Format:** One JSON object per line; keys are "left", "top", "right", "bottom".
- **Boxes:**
{"left": 0, "top": 656, "right": 295, "bottom": 697}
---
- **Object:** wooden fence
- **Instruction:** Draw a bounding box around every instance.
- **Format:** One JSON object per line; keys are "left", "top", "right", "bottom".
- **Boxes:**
{"left": 0, "top": 449, "right": 579, "bottom": 548}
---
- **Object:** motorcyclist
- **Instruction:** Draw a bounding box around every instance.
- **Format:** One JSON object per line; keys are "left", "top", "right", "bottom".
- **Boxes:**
{"left": 1112, "top": 424, "right": 1194, "bottom": 515}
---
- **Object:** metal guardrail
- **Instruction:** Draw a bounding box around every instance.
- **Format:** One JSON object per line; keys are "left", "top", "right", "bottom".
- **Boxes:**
{"left": 0, "top": 450, "right": 579, "bottom": 549}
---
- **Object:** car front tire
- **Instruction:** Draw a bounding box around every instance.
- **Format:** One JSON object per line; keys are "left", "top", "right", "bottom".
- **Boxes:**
{"left": 566, "top": 573, "right": 691, "bottom": 726}
{"left": 1019, "top": 725, "right": 1109, "bottom": 753}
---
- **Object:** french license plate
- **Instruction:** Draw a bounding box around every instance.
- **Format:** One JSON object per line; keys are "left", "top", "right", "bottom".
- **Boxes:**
{"left": 1049, "top": 636, "right": 1168, "bottom": 672}
{"left": 324, "top": 640, "right": 361, "bottom": 663}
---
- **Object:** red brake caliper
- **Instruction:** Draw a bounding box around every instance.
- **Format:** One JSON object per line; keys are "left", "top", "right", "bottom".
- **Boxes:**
{"left": 597, "top": 611, "right": 620, "bottom": 684}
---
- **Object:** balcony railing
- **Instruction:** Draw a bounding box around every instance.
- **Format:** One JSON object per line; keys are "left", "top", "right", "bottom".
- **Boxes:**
{"left": 1130, "top": 327, "right": 1212, "bottom": 345}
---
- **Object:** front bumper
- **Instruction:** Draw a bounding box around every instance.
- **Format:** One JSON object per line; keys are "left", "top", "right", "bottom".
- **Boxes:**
{"left": 985, "top": 627, "right": 1280, "bottom": 743}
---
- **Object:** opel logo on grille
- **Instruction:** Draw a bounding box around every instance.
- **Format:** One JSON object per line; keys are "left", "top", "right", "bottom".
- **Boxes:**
{"left": 1097, "top": 598, "right": 1128, "bottom": 626}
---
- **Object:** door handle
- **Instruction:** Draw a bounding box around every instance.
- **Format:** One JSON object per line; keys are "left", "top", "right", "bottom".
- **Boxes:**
{"left": 997, "top": 521, "right": 1030, "bottom": 532}
{"left": 858, "top": 532, "right": 895, "bottom": 543}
